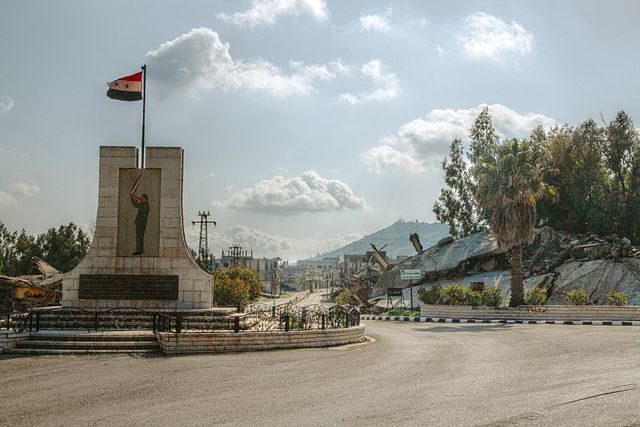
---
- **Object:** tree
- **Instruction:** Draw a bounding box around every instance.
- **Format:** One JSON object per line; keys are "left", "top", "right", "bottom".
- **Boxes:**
{"left": 433, "top": 139, "right": 481, "bottom": 238}
{"left": 37, "top": 223, "right": 90, "bottom": 272}
{"left": 0, "top": 222, "right": 89, "bottom": 275}
{"left": 213, "top": 265, "right": 263, "bottom": 307}
{"left": 468, "top": 106, "right": 499, "bottom": 164}
{"left": 472, "top": 138, "right": 556, "bottom": 306}
{"left": 433, "top": 107, "right": 500, "bottom": 238}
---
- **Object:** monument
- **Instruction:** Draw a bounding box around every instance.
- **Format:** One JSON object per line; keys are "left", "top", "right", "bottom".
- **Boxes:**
{"left": 62, "top": 146, "right": 212, "bottom": 310}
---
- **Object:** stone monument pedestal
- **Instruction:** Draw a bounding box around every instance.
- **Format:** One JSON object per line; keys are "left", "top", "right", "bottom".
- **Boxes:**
{"left": 62, "top": 146, "right": 212, "bottom": 310}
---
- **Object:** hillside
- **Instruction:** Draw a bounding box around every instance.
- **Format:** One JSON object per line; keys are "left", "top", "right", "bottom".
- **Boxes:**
{"left": 316, "top": 221, "right": 450, "bottom": 260}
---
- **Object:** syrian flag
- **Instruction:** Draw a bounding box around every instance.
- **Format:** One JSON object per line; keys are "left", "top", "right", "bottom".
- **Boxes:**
{"left": 107, "top": 71, "right": 142, "bottom": 101}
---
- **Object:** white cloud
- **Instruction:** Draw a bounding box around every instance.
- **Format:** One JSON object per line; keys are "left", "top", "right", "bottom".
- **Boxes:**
{"left": 360, "top": 144, "right": 426, "bottom": 174}
{"left": 146, "top": 27, "right": 345, "bottom": 97}
{"left": 1, "top": 96, "right": 14, "bottom": 114}
{"left": 9, "top": 182, "right": 40, "bottom": 197}
{"left": 225, "top": 170, "right": 366, "bottom": 213}
{"left": 0, "top": 181, "right": 40, "bottom": 206}
{"left": 360, "top": 8, "right": 392, "bottom": 32}
{"left": 361, "top": 104, "right": 555, "bottom": 174}
{"left": 460, "top": 12, "right": 533, "bottom": 61}
{"left": 0, "top": 191, "right": 17, "bottom": 206}
{"left": 186, "top": 224, "right": 364, "bottom": 261}
{"left": 339, "top": 60, "right": 401, "bottom": 105}
{"left": 217, "top": 0, "right": 329, "bottom": 28}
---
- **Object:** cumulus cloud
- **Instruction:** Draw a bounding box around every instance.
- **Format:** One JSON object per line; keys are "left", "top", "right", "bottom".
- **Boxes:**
{"left": 217, "top": 0, "right": 328, "bottom": 28}
{"left": 360, "top": 144, "right": 426, "bottom": 174}
{"left": 186, "top": 224, "right": 364, "bottom": 261}
{"left": 1, "top": 96, "right": 14, "bottom": 114}
{"left": 338, "top": 60, "right": 400, "bottom": 105}
{"left": 460, "top": 12, "right": 533, "bottom": 61}
{"left": 10, "top": 182, "right": 40, "bottom": 197}
{"left": 0, "top": 181, "right": 39, "bottom": 206}
{"left": 145, "top": 27, "right": 347, "bottom": 97}
{"left": 360, "top": 8, "right": 392, "bottom": 32}
{"left": 225, "top": 171, "right": 366, "bottom": 213}
{"left": 361, "top": 104, "right": 555, "bottom": 174}
{"left": 0, "top": 192, "right": 16, "bottom": 206}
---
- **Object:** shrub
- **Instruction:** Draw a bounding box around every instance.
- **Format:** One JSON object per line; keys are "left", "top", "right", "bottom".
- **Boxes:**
{"left": 418, "top": 284, "right": 444, "bottom": 305}
{"left": 442, "top": 284, "right": 468, "bottom": 305}
{"left": 565, "top": 289, "right": 589, "bottom": 305}
{"left": 605, "top": 290, "right": 629, "bottom": 306}
{"left": 481, "top": 288, "right": 503, "bottom": 308}
{"left": 464, "top": 290, "right": 483, "bottom": 307}
{"left": 525, "top": 287, "right": 548, "bottom": 305}
{"left": 213, "top": 265, "right": 263, "bottom": 307}
{"left": 335, "top": 289, "right": 352, "bottom": 305}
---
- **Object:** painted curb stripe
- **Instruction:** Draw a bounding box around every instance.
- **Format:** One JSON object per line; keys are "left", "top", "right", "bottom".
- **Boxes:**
{"left": 361, "top": 315, "right": 640, "bottom": 327}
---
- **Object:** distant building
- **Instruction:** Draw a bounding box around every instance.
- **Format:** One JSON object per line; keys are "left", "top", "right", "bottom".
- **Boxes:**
{"left": 212, "top": 245, "right": 284, "bottom": 295}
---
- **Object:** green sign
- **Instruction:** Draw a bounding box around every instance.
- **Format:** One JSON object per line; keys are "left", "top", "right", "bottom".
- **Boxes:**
{"left": 400, "top": 269, "right": 422, "bottom": 281}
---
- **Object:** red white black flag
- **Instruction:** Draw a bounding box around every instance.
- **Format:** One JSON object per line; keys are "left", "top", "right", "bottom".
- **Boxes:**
{"left": 107, "top": 71, "right": 142, "bottom": 101}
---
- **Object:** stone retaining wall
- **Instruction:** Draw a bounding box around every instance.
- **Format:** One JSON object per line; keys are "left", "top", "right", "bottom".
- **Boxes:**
{"left": 0, "top": 331, "right": 30, "bottom": 353}
{"left": 157, "top": 326, "right": 366, "bottom": 355}
{"left": 421, "top": 304, "right": 640, "bottom": 320}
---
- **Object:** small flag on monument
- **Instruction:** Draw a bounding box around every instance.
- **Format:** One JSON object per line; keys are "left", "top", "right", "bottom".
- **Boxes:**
{"left": 106, "top": 71, "right": 143, "bottom": 101}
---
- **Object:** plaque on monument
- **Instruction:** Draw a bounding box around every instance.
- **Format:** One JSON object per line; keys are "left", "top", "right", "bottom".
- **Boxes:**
{"left": 79, "top": 274, "right": 179, "bottom": 300}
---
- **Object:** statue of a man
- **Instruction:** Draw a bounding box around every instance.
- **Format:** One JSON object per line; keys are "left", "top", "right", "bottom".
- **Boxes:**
{"left": 130, "top": 174, "right": 150, "bottom": 256}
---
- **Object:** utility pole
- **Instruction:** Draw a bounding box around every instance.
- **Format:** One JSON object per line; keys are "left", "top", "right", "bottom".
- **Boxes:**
{"left": 192, "top": 211, "right": 216, "bottom": 268}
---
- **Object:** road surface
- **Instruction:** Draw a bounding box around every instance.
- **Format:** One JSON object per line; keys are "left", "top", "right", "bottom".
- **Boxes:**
{"left": 1, "top": 321, "right": 639, "bottom": 426}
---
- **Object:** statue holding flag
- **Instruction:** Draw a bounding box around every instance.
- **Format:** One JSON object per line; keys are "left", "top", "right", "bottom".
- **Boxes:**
{"left": 129, "top": 173, "right": 150, "bottom": 256}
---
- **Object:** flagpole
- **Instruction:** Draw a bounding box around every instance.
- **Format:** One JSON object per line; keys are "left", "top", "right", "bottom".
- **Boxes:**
{"left": 141, "top": 64, "right": 147, "bottom": 169}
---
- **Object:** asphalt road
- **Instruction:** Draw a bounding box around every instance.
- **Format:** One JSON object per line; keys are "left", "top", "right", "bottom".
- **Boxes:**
{"left": 1, "top": 321, "right": 640, "bottom": 426}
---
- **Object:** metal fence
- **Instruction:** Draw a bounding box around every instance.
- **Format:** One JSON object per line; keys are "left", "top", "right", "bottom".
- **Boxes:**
{"left": 0, "top": 304, "right": 360, "bottom": 334}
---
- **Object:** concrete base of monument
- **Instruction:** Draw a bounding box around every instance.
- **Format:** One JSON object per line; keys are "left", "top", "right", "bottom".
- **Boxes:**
{"left": 157, "top": 325, "right": 367, "bottom": 355}
{"left": 62, "top": 147, "right": 213, "bottom": 310}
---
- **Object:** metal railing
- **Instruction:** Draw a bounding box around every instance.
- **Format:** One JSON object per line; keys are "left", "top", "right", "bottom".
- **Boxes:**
{"left": 0, "top": 304, "right": 360, "bottom": 334}
{"left": 243, "top": 303, "right": 360, "bottom": 332}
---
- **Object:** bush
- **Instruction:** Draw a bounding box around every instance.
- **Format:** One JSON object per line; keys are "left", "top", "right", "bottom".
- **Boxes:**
{"left": 464, "top": 290, "right": 483, "bottom": 307}
{"left": 565, "top": 289, "right": 589, "bottom": 305}
{"left": 213, "top": 265, "right": 263, "bottom": 307}
{"left": 481, "top": 288, "right": 503, "bottom": 308}
{"left": 525, "top": 287, "right": 548, "bottom": 305}
{"left": 418, "top": 284, "right": 444, "bottom": 305}
{"left": 441, "top": 284, "right": 468, "bottom": 305}
{"left": 335, "top": 289, "right": 352, "bottom": 305}
{"left": 420, "top": 284, "right": 501, "bottom": 307}
{"left": 605, "top": 290, "right": 629, "bottom": 306}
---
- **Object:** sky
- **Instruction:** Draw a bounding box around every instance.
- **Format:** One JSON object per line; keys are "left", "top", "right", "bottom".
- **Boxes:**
{"left": 1, "top": 0, "right": 640, "bottom": 261}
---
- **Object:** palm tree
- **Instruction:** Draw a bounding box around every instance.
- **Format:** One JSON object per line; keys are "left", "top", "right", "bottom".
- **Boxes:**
{"left": 472, "top": 138, "right": 556, "bottom": 307}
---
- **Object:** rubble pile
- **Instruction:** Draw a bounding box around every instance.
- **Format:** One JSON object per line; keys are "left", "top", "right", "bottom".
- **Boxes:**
{"left": 370, "top": 226, "right": 640, "bottom": 306}
{"left": 0, "top": 257, "right": 62, "bottom": 312}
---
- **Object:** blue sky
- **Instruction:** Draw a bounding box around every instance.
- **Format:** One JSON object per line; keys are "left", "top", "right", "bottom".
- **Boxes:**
{"left": 1, "top": 0, "right": 639, "bottom": 261}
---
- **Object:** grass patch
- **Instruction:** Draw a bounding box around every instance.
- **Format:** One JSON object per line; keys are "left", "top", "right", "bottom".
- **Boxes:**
{"left": 381, "top": 308, "right": 420, "bottom": 317}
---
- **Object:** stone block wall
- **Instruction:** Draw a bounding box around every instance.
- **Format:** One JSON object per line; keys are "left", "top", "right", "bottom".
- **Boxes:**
{"left": 421, "top": 304, "right": 640, "bottom": 320}
{"left": 0, "top": 331, "right": 30, "bottom": 353}
{"left": 62, "top": 146, "right": 212, "bottom": 310}
{"left": 157, "top": 326, "right": 366, "bottom": 354}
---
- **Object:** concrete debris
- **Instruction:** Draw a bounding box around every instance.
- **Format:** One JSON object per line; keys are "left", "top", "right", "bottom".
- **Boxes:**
{"left": 0, "top": 257, "right": 62, "bottom": 311}
{"left": 409, "top": 233, "right": 424, "bottom": 254}
{"left": 437, "top": 236, "right": 454, "bottom": 247}
{"left": 371, "top": 227, "right": 640, "bottom": 306}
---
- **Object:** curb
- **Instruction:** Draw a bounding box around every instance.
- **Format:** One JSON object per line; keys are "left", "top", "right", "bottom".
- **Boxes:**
{"left": 360, "top": 315, "right": 640, "bottom": 327}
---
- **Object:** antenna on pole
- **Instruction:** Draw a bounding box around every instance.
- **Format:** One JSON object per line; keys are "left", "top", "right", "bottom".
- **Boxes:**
{"left": 192, "top": 211, "right": 216, "bottom": 268}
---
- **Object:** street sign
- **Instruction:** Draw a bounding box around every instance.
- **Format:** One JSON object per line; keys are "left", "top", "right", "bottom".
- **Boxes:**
{"left": 400, "top": 269, "right": 422, "bottom": 281}
{"left": 387, "top": 288, "right": 404, "bottom": 297}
